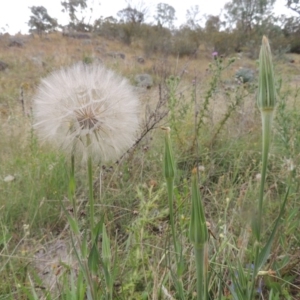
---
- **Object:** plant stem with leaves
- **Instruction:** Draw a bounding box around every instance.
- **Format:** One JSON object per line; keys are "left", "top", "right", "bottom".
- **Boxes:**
{"left": 162, "top": 127, "right": 185, "bottom": 299}
{"left": 189, "top": 168, "right": 208, "bottom": 300}
{"left": 250, "top": 36, "right": 277, "bottom": 299}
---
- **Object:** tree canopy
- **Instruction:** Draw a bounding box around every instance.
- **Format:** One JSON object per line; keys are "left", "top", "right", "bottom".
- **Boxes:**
{"left": 154, "top": 3, "right": 176, "bottom": 28}
{"left": 224, "top": 0, "right": 276, "bottom": 33}
{"left": 28, "top": 6, "right": 58, "bottom": 34}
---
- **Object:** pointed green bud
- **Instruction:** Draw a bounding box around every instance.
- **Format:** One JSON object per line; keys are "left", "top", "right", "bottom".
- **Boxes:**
{"left": 257, "top": 36, "right": 276, "bottom": 111}
{"left": 162, "top": 127, "right": 176, "bottom": 180}
{"left": 189, "top": 168, "right": 208, "bottom": 247}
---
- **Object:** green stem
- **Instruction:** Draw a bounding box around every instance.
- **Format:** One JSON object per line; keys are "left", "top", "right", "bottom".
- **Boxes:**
{"left": 167, "top": 178, "right": 185, "bottom": 299}
{"left": 250, "top": 110, "right": 273, "bottom": 299}
{"left": 166, "top": 178, "right": 178, "bottom": 259}
{"left": 257, "top": 110, "right": 273, "bottom": 240}
{"left": 88, "top": 155, "right": 94, "bottom": 237}
{"left": 86, "top": 135, "right": 95, "bottom": 241}
{"left": 70, "top": 153, "right": 76, "bottom": 218}
{"left": 195, "top": 244, "right": 208, "bottom": 300}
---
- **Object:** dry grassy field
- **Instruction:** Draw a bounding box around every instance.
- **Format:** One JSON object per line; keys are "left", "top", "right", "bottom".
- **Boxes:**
{"left": 1, "top": 32, "right": 300, "bottom": 299}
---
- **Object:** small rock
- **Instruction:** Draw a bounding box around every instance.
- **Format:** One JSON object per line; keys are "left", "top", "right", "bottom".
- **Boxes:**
{"left": 0, "top": 60, "right": 8, "bottom": 71}
{"left": 30, "top": 56, "right": 43, "bottom": 67}
{"left": 107, "top": 52, "right": 125, "bottom": 59}
{"left": 235, "top": 68, "right": 255, "bottom": 83}
{"left": 118, "top": 52, "right": 125, "bottom": 59}
{"left": 137, "top": 56, "right": 145, "bottom": 64}
{"left": 135, "top": 74, "right": 153, "bottom": 89}
{"left": 4, "top": 175, "right": 15, "bottom": 182}
{"left": 9, "top": 38, "right": 24, "bottom": 47}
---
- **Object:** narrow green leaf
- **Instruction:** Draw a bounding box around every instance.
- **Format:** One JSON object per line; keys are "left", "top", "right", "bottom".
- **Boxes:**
{"left": 88, "top": 242, "right": 100, "bottom": 274}
{"left": 102, "top": 224, "right": 111, "bottom": 267}
{"left": 92, "top": 219, "right": 103, "bottom": 244}
{"left": 189, "top": 168, "right": 208, "bottom": 246}
{"left": 177, "top": 249, "right": 185, "bottom": 277}
{"left": 258, "top": 187, "right": 289, "bottom": 269}
{"left": 67, "top": 214, "right": 79, "bottom": 235}
{"left": 77, "top": 271, "right": 87, "bottom": 300}
{"left": 68, "top": 176, "right": 76, "bottom": 199}
{"left": 87, "top": 219, "right": 103, "bottom": 273}
{"left": 81, "top": 230, "right": 88, "bottom": 257}
{"left": 60, "top": 200, "right": 80, "bottom": 234}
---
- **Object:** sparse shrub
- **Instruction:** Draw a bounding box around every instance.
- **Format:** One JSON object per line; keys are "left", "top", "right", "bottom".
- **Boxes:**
{"left": 116, "top": 23, "right": 138, "bottom": 45}
{"left": 94, "top": 17, "right": 146, "bottom": 45}
{"left": 171, "top": 27, "right": 200, "bottom": 57}
{"left": 143, "top": 27, "right": 172, "bottom": 56}
{"left": 209, "top": 31, "right": 237, "bottom": 55}
{"left": 94, "top": 16, "right": 119, "bottom": 39}
{"left": 289, "top": 39, "right": 300, "bottom": 54}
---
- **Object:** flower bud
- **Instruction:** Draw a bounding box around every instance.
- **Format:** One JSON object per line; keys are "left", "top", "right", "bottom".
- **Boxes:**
{"left": 257, "top": 36, "right": 276, "bottom": 111}
{"left": 162, "top": 127, "right": 175, "bottom": 180}
{"left": 189, "top": 168, "right": 208, "bottom": 247}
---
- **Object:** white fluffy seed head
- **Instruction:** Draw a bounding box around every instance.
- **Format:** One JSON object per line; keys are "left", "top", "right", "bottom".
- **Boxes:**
{"left": 33, "top": 62, "right": 140, "bottom": 163}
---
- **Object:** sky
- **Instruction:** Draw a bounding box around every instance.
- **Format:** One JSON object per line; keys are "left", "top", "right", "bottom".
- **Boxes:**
{"left": 0, "top": 0, "right": 296, "bottom": 34}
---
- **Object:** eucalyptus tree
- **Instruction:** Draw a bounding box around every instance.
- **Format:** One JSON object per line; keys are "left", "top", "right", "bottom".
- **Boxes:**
{"left": 286, "top": 0, "right": 300, "bottom": 14}
{"left": 186, "top": 5, "right": 201, "bottom": 29}
{"left": 28, "top": 6, "right": 58, "bottom": 35}
{"left": 224, "top": 0, "right": 276, "bottom": 33}
{"left": 154, "top": 3, "right": 176, "bottom": 28}
{"left": 117, "top": 6, "right": 145, "bottom": 24}
{"left": 61, "top": 0, "right": 93, "bottom": 31}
